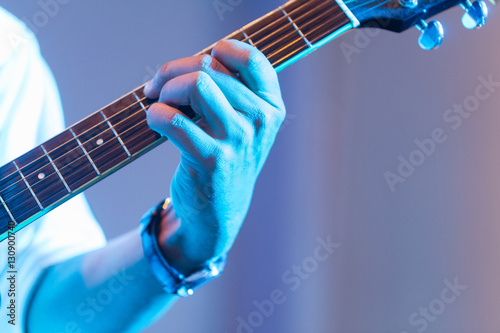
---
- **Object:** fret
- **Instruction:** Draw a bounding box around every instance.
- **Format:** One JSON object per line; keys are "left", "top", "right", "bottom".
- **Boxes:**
{"left": 100, "top": 111, "right": 132, "bottom": 157}
{"left": 133, "top": 88, "right": 155, "bottom": 109}
{"left": 0, "top": 199, "right": 13, "bottom": 235}
{"left": 200, "top": 0, "right": 353, "bottom": 72}
{"left": 305, "top": 9, "right": 349, "bottom": 42}
{"left": 0, "top": 194, "right": 16, "bottom": 224}
{"left": 279, "top": 6, "right": 313, "bottom": 48}
{"left": 245, "top": 9, "right": 309, "bottom": 59}
{"left": 288, "top": 2, "right": 342, "bottom": 43}
{"left": 69, "top": 128, "right": 101, "bottom": 176}
{"left": 269, "top": 7, "right": 344, "bottom": 67}
{"left": 261, "top": 28, "right": 308, "bottom": 62}
{"left": 257, "top": 2, "right": 319, "bottom": 65}
{"left": 132, "top": 91, "right": 148, "bottom": 115}
{"left": 40, "top": 144, "right": 71, "bottom": 193}
{"left": 0, "top": 0, "right": 360, "bottom": 242}
{"left": 102, "top": 91, "right": 162, "bottom": 155}
{"left": 101, "top": 92, "right": 143, "bottom": 120}
{"left": 0, "top": 162, "right": 41, "bottom": 222}
{"left": 274, "top": 0, "right": 353, "bottom": 70}
{"left": 12, "top": 161, "right": 43, "bottom": 210}
{"left": 44, "top": 129, "right": 100, "bottom": 191}
{"left": 332, "top": 0, "right": 360, "bottom": 28}
{"left": 14, "top": 146, "right": 70, "bottom": 208}
{"left": 71, "top": 112, "right": 129, "bottom": 173}
{"left": 288, "top": 0, "right": 356, "bottom": 43}
{"left": 243, "top": 8, "right": 284, "bottom": 38}
{"left": 239, "top": 28, "right": 255, "bottom": 47}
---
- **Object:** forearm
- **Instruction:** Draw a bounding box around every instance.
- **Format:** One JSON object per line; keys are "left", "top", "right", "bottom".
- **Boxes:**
{"left": 26, "top": 230, "right": 177, "bottom": 333}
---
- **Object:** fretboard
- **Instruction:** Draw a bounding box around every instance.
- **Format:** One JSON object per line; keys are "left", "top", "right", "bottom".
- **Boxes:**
{"left": 0, "top": 0, "right": 358, "bottom": 240}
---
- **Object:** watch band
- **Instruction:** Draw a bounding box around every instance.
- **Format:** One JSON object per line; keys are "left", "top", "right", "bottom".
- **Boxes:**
{"left": 139, "top": 198, "right": 226, "bottom": 297}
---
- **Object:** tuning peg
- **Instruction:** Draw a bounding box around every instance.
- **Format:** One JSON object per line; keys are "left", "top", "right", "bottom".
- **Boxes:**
{"left": 416, "top": 19, "right": 444, "bottom": 50}
{"left": 461, "top": 0, "right": 488, "bottom": 29}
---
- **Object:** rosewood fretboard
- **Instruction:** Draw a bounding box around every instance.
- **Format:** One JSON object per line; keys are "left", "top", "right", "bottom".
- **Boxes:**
{"left": 0, "top": 0, "right": 357, "bottom": 240}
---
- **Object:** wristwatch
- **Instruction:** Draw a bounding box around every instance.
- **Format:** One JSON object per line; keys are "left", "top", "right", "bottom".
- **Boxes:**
{"left": 139, "top": 198, "right": 226, "bottom": 297}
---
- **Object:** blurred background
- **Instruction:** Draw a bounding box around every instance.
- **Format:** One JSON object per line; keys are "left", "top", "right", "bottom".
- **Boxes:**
{"left": 2, "top": 0, "right": 500, "bottom": 332}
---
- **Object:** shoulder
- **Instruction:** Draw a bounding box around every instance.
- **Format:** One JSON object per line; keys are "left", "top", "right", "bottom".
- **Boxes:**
{"left": 0, "top": 7, "right": 39, "bottom": 67}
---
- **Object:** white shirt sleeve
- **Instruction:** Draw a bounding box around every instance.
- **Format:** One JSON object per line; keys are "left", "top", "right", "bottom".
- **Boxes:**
{"left": 0, "top": 7, "right": 107, "bottom": 333}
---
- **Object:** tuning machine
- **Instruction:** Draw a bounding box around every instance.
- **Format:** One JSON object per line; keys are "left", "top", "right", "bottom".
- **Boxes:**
{"left": 416, "top": 19, "right": 444, "bottom": 50}
{"left": 461, "top": 0, "right": 488, "bottom": 29}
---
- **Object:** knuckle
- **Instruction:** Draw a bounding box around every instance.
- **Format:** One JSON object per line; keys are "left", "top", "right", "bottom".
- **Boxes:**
{"left": 253, "top": 108, "right": 273, "bottom": 129}
{"left": 197, "top": 54, "right": 215, "bottom": 72}
{"left": 213, "top": 144, "right": 235, "bottom": 165}
{"left": 192, "top": 71, "right": 211, "bottom": 92}
{"left": 159, "top": 63, "right": 170, "bottom": 78}
{"left": 234, "top": 123, "right": 254, "bottom": 146}
{"left": 168, "top": 113, "right": 186, "bottom": 130}
{"left": 202, "top": 144, "right": 225, "bottom": 170}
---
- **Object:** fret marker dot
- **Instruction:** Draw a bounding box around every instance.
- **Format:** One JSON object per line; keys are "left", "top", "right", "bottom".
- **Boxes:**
{"left": 38, "top": 173, "right": 45, "bottom": 180}
{"left": 96, "top": 138, "right": 104, "bottom": 146}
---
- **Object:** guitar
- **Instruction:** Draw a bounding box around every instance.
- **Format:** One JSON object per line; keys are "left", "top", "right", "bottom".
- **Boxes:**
{"left": 0, "top": 0, "right": 494, "bottom": 242}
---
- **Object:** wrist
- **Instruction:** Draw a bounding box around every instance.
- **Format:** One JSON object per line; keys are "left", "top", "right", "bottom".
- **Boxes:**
{"left": 140, "top": 199, "right": 226, "bottom": 296}
{"left": 156, "top": 199, "right": 222, "bottom": 276}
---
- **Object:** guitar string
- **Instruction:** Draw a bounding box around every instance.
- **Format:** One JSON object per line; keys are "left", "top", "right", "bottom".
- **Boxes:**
{"left": 0, "top": 0, "right": 346, "bottom": 190}
{"left": 0, "top": 1, "right": 344, "bottom": 187}
{"left": 259, "top": 5, "right": 341, "bottom": 57}
{"left": 348, "top": 0, "right": 390, "bottom": 11}
{"left": 1, "top": 5, "right": 351, "bottom": 211}
{"left": 2, "top": 105, "right": 157, "bottom": 209}
{"left": 239, "top": 0, "right": 332, "bottom": 50}
{"left": 1, "top": 8, "right": 350, "bottom": 210}
{"left": 241, "top": 3, "right": 348, "bottom": 62}
{"left": 269, "top": 16, "right": 349, "bottom": 67}
{"left": 0, "top": 98, "right": 150, "bottom": 195}
{"left": 265, "top": 9, "right": 346, "bottom": 62}
{"left": 0, "top": 0, "right": 334, "bottom": 188}
{"left": 18, "top": 125, "right": 155, "bottom": 210}
{"left": 226, "top": 0, "right": 320, "bottom": 46}
{"left": 0, "top": 8, "right": 349, "bottom": 209}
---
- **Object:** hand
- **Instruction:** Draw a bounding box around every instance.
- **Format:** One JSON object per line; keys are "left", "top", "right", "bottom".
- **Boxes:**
{"left": 144, "top": 40, "right": 285, "bottom": 274}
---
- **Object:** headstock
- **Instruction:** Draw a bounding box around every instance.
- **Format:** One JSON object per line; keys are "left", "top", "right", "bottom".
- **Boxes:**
{"left": 344, "top": 0, "right": 493, "bottom": 49}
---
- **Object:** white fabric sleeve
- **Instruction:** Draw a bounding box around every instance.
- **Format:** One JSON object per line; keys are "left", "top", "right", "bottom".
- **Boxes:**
{"left": 0, "top": 7, "right": 107, "bottom": 333}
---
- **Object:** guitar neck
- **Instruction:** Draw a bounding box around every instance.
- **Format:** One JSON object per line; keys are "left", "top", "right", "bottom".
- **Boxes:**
{"left": 0, "top": 0, "right": 358, "bottom": 241}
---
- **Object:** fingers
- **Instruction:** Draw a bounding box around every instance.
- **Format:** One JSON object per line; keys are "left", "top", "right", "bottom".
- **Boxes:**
{"left": 211, "top": 40, "right": 283, "bottom": 110}
{"left": 144, "top": 54, "right": 237, "bottom": 99}
{"left": 144, "top": 41, "right": 283, "bottom": 113}
{"left": 144, "top": 40, "right": 285, "bottom": 145}
{"left": 147, "top": 103, "right": 216, "bottom": 160}
{"left": 157, "top": 71, "right": 239, "bottom": 138}
{"left": 143, "top": 53, "right": 262, "bottom": 122}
